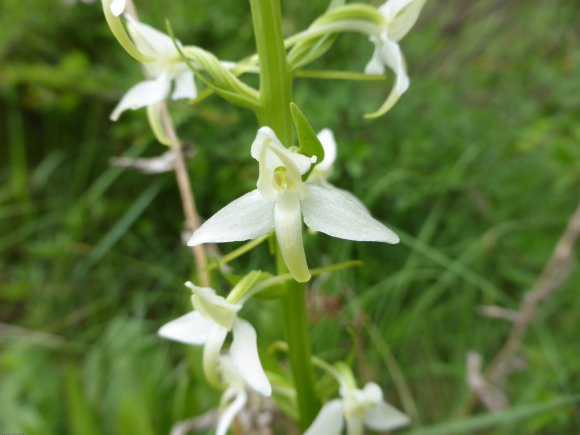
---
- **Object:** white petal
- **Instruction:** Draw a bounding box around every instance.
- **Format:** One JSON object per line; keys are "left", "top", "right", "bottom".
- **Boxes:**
{"left": 363, "top": 401, "right": 410, "bottom": 431}
{"left": 231, "top": 319, "right": 272, "bottom": 396}
{"left": 387, "top": 0, "right": 427, "bottom": 42}
{"left": 324, "top": 182, "right": 369, "bottom": 211}
{"left": 316, "top": 128, "right": 337, "bottom": 172}
{"left": 361, "top": 382, "right": 384, "bottom": 403}
{"left": 110, "top": 77, "right": 171, "bottom": 121}
{"left": 372, "top": 38, "right": 409, "bottom": 116}
{"left": 302, "top": 184, "right": 399, "bottom": 243}
{"left": 274, "top": 192, "right": 311, "bottom": 282}
{"left": 379, "top": 0, "right": 415, "bottom": 22}
{"left": 157, "top": 311, "right": 214, "bottom": 345}
{"left": 251, "top": 127, "right": 312, "bottom": 175}
{"left": 187, "top": 190, "right": 275, "bottom": 246}
{"left": 109, "top": 0, "right": 126, "bottom": 16}
{"left": 126, "top": 16, "right": 177, "bottom": 57}
{"left": 171, "top": 70, "right": 197, "bottom": 100}
{"left": 304, "top": 399, "right": 345, "bottom": 435}
{"left": 216, "top": 388, "right": 247, "bottom": 435}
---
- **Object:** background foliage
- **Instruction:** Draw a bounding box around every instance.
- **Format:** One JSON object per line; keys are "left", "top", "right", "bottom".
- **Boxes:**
{"left": 1, "top": 0, "right": 579, "bottom": 433}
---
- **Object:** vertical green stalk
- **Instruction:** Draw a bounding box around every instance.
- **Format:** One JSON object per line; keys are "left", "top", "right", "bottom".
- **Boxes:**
{"left": 249, "top": 0, "right": 320, "bottom": 428}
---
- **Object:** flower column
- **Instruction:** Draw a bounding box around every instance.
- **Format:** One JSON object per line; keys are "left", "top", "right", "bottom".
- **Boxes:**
{"left": 249, "top": 0, "right": 321, "bottom": 429}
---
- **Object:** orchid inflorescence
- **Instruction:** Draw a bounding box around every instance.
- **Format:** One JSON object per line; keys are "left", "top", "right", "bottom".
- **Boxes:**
{"left": 102, "top": 0, "right": 426, "bottom": 432}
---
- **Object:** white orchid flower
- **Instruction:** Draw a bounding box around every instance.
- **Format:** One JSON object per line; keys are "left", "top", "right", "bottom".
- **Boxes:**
{"left": 364, "top": 0, "right": 426, "bottom": 115}
{"left": 305, "top": 382, "right": 409, "bottom": 435}
{"left": 188, "top": 127, "right": 399, "bottom": 283}
{"left": 158, "top": 282, "right": 271, "bottom": 397}
{"left": 110, "top": 16, "right": 197, "bottom": 123}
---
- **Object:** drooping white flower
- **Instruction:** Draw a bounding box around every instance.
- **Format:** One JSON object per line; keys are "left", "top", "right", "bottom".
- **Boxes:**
{"left": 188, "top": 127, "right": 399, "bottom": 282}
{"left": 364, "top": 0, "right": 426, "bottom": 115}
{"left": 110, "top": 16, "right": 197, "bottom": 122}
{"left": 305, "top": 382, "right": 409, "bottom": 435}
{"left": 158, "top": 282, "right": 271, "bottom": 396}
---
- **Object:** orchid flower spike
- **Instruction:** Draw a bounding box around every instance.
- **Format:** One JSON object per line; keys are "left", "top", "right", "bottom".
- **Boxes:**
{"left": 158, "top": 282, "right": 271, "bottom": 397}
{"left": 188, "top": 127, "right": 399, "bottom": 282}
{"left": 110, "top": 16, "right": 197, "bottom": 127}
{"left": 365, "top": 0, "right": 426, "bottom": 117}
{"left": 305, "top": 381, "right": 409, "bottom": 435}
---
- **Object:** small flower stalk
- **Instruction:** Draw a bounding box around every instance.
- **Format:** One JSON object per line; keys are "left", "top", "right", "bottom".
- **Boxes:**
{"left": 103, "top": 0, "right": 425, "bottom": 431}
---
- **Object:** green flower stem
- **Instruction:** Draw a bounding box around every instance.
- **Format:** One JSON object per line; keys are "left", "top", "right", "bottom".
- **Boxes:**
{"left": 249, "top": 0, "right": 320, "bottom": 428}
{"left": 276, "top": 247, "right": 320, "bottom": 429}
{"left": 249, "top": 0, "right": 293, "bottom": 144}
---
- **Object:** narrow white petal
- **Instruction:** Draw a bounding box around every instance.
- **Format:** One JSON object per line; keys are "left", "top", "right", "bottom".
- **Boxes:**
{"left": 157, "top": 311, "right": 215, "bottom": 345}
{"left": 188, "top": 190, "right": 275, "bottom": 246}
{"left": 304, "top": 399, "right": 345, "bottom": 435}
{"left": 216, "top": 388, "right": 247, "bottom": 435}
{"left": 274, "top": 192, "right": 311, "bottom": 282}
{"left": 109, "top": 0, "right": 126, "bottom": 16}
{"left": 126, "top": 16, "right": 177, "bottom": 57}
{"left": 302, "top": 184, "right": 399, "bottom": 243}
{"left": 363, "top": 401, "right": 410, "bottom": 431}
{"left": 231, "top": 319, "right": 272, "bottom": 396}
{"left": 110, "top": 77, "right": 170, "bottom": 121}
{"left": 171, "top": 70, "right": 197, "bottom": 100}
{"left": 371, "top": 39, "right": 409, "bottom": 116}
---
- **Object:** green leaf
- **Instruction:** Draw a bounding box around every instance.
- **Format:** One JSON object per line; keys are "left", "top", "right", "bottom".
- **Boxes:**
{"left": 290, "top": 102, "right": 324, "bottom": 180}
{"left": 66, "top": 368, "right": 101, "bottom": 435}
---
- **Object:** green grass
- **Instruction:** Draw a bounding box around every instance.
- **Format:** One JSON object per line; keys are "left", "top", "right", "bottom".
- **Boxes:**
{"left": 1, "top": 0, "right": 579, "bottom": 433}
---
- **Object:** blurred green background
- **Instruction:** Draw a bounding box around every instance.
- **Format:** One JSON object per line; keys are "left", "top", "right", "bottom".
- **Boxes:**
{"left": 1, "top": 0, "right": 579, "bottom": 433}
